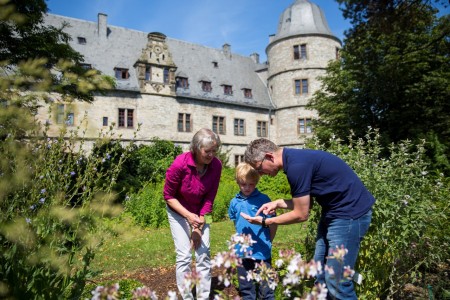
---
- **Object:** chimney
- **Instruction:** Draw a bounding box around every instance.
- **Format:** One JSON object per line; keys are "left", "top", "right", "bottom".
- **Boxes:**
{"left": 222, "top": 43, "right": 231, "bottom": 59}
{"left": 250, "top": 53, "right": 260, "bottom": 64}
{"left": 98, "top": 13, "right": 107, "bottom": 40}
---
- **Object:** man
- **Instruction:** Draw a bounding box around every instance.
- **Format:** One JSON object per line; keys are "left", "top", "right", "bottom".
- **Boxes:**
{"left": 240, "top": 138, "right": 375, "bottom": 300}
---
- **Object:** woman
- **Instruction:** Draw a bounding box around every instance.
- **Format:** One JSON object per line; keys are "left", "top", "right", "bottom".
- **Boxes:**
{"left": 163, "top": 128, "right": 222, "bottom": 300}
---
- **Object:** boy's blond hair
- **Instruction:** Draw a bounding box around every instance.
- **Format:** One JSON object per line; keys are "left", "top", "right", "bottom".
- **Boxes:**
{"left": 235, "top": 162, "right": 260, "bottom": 183}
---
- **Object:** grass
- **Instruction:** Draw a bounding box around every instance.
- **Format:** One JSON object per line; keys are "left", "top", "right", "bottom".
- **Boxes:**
{"left": 91, "top": 213, "right": 308, "bottom": 278}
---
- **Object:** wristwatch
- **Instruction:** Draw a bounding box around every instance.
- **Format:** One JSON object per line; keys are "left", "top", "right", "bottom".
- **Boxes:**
{"left": 262, "top": 215, "right": 269, "bottom": 228}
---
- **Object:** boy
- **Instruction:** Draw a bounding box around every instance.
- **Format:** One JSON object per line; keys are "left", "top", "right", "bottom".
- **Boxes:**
{"left": 228, "top": 162, "right": 278, "bottom": 300}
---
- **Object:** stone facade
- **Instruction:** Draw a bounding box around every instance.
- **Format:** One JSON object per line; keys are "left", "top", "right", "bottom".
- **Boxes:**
{"left": 38, "top": 0, "right": 341, "bottom": 166}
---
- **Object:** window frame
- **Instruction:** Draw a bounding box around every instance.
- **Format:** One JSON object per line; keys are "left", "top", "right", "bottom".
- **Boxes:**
{"left": 176, "top": 77, "right": 189, "bottom": 89}
{"left": 118, "top": 108, "right": 134, "bottom": 128}
{"left": 234, "top": 155, "right": 244, "bottom": 167}
{"left": 298, "top": 117, "right": 313, "bottom": 134}
{"left": 178, "top": 113, "right": 192, "bottom": 132}
{"left": 56, "top": 104, "right": 74, "bottom": 126}
{"left": 243, "top": 88, "right": 252, "bottom": 99}
{"left": 223, "top": 85, "right": 233, "bottom": 95}
{"left": 294, "top": 78, "right": 309, "bottom": 95}
{"left": 257, "top": 120, "right": 268, "bottom": 137}
{"left": 234, "top": 118, "right": 246, "bottom": 136}
{"left": 293, "top": 44, "right": 307, "bottom": 60}
{"left": 145, "top": 65, "right": 151, "bottom": 81}
{"left": 163, "top": 68, "right": 170, "bottom": 84}
{"left": 114, "top": 68, "right": 129, "bottom": 80}
{"left": 201, "top": 81, "right": 212, "bottom": 92}
{"left": 212, "top": 116, "right": 226, "bottom": 135}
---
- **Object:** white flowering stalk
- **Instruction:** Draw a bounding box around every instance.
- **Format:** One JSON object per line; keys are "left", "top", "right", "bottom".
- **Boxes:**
{"left": 91, "top": 283, "right": 120, "bottom": 300}
{"left": 180, "top": 268, "right": 202, "bottom": 299}
{"left": 131, "top": 286, "right": 158, "bottom": 300}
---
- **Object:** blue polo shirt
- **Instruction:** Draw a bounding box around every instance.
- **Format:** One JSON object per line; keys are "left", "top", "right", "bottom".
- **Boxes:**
{"left": 283, "top": 148, "right": 375, "bottom": 219}
{"left": 228, "top": 189, "right": 273, "bottom": 260}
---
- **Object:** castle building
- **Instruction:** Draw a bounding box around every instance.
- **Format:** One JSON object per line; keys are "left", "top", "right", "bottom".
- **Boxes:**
{"left": 39, "top": 0, "right": 341, "bottom": 167}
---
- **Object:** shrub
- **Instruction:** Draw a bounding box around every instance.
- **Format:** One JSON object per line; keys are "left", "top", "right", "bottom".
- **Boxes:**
{"left": 124, "top": 181, "right": 169, "bottom": 228}
{"left": 304, "top": 130, "right": 450, "bottom": 299}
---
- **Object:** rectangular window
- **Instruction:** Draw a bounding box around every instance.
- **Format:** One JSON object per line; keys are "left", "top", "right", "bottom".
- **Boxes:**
{"left": 293, "top": 45, "right": 300, "bottom": 60}
{"left": 223, "top": 85, "right": 233, "bottom": 95}
{"left": 56, "top": 104, "right": 65, "bottom": 124}
{"left": 145, "top": 66, "right": 151, "bottom": 80}
{"left": 294, "top": 79, "right": 308, "bottom": 95}
{"left": 176, "top": 77, "right": 189, "bottom": 89}
{"left": 114, "top": 68, "right": 129, "bottom": 80}
{"left": 178, "top": 113, "right": 192, "bottom": 132}
{"left": 234, "top": 118, "right": 245, "bottom": 136}
{"left": 103, "top": 117, "right": 108, "bottom": 126}
{"left": 243, "top": 88, "right": 252, "bottom": 98}
{"left": 234, "top": 155, "right": 244, "bottom": 167}
{"left": 294, "top": 44, "right": 307, "bottom": 59}
{"left": 212, "top": 116, "right": 226, "bottom": 135}
{"left": 56, "top": 104, "right": 74, "bottom": 126}
{"left": 164, "top": 68, "right": 169, "bottom": 84}
{"left": 118, "top": 108, "right": 134, "bottom": 128}
{"left": 298, "top": 118, "right": 313, "bottom": 134}
{"left": 336, "top": 47, "right": 340, "bottom": 60}
{"left": 257, "top": 121, "right": 268, "bottom": 137}
{"left": 201, "top": 81, "right": 212, "bottom": 92}
{"left": 300, "top": 44, "right": 307, "bottom": 59}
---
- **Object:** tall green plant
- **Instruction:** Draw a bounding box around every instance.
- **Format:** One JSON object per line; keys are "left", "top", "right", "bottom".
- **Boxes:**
{"left": 304, "top": 129, "right": 450, "bottom": 299}
{"left": 0, "top": 5, "right": 131, "bottom": 295}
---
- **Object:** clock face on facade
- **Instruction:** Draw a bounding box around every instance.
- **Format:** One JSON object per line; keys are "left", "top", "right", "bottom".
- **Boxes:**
{"left": 154, "top": 46, "right": 162, "bottom": 54}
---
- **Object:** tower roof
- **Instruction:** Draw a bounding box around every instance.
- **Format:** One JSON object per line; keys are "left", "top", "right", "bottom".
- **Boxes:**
{"left": 273, "top": 0, "right": 335, "bottom": 42}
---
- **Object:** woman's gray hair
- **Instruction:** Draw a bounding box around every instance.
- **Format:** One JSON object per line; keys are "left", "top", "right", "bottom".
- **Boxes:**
{"left": 190, "top": 128, "right": 221, "bottom": 154}
{"left": 244, "top": 138, "right": 278, "bottom": 164}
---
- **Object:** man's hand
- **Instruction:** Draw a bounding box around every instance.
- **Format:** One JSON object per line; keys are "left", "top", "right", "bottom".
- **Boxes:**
{"left": 191, "top": 228, "right": 202, "bottom": 249}
{"left": 255, "top": 201, "right": 279, "bottom": 216}
{"left": 240, "top": 213, "right": 263, "bottom": 225}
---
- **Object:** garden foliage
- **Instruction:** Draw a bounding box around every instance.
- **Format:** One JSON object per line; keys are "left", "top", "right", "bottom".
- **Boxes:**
{"left": 0, "top": 5, "right": 125, "bottom": 297}
{"left": 303, "top": 130, "right": 450, "bottom": 299}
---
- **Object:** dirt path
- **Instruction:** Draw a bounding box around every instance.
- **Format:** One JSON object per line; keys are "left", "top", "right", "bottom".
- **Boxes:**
{"left": 126, "top": 266, "right": 239, "bottom": 299}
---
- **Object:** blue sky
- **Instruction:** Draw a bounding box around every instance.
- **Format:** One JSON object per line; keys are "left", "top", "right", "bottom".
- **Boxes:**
{"left": 45, "top": 0, "right": 448, "bottom": 62}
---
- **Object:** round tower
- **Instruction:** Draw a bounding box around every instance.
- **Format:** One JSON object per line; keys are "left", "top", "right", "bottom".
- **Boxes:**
{"left": 267, "top": 0, "right": 341, "bottom": 146}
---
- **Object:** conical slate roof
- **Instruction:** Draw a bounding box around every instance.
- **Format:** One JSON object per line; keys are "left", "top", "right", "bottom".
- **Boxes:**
{"left": 273, "top": 0, "right": 335, "bottom": 42}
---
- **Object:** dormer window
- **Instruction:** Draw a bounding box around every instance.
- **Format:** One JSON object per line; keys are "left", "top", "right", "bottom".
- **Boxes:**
{"left": 223, "top": 85, "right": 233, "bottom": 95}
{"left": 77, "top": 37, "right": 87, "bottom": 44}
{"left": 176, "top": 77, "right": 189, "bottom": 89}
{"left": 243, "top": 88, "right": 252, "bottom": 98}
{"left": 114, "top": 68, "right": 129, "bottom": 80}
{"left": 201, "top": 81, "right": 212, "bottom": 92}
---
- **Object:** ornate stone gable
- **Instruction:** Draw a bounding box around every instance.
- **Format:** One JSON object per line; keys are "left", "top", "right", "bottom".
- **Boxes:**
{"left": 134, "top": 32, "right": 177, "bottom": 95}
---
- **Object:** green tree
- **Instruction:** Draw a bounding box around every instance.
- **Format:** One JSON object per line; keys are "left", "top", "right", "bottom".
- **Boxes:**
{"left": 308, "top": 0, "right": 450, "bottom": 172}
{"left": 0, "top": 0, "right": 114, "bottom": 102}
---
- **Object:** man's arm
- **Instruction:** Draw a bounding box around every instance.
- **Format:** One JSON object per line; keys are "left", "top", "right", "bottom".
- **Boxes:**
{"left": 241, "top": 195, "right": 311, "bottom": 226}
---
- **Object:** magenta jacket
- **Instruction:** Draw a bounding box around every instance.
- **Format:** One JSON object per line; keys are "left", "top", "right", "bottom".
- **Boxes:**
{"left": 163, "top": 152, "right": 222, "bottom": 216}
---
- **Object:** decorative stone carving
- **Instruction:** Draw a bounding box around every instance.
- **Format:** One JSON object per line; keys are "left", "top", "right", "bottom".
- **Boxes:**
{"left": 134, "top": 32, "right": 177, "bottom": 95}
